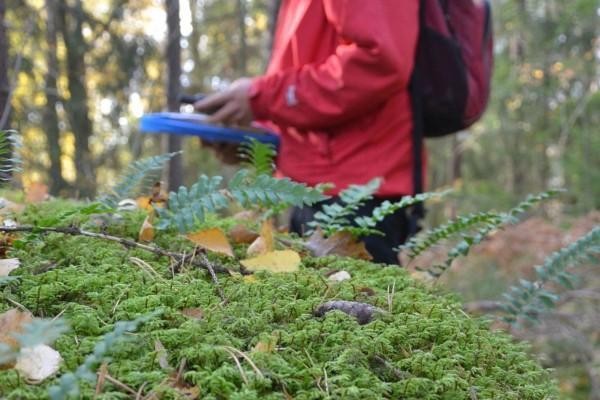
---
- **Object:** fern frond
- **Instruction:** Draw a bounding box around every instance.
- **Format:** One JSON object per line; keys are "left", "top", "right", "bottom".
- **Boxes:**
{"left": 0, "top": 130, "right": 22, "bottom": 180}
{"left": 352, "top": 191, "right": 450, "bottom": 237}
{"left": 48, "top": 313, "right": 155, "bottom": 400}
{"left": 229, "top": 170, "right": 325, "bottom": 208}
{"left": 401, "top": 211, "right": 503, "bottom": 258}
{"left": 415, "top": 190, "right": 561, "bottom": 278}
{"left": 501, "top": 226, "right": 599, "bottom": 324}
{"left": 98, "top": 151, "right": 181, "bottom": 208}
{"left": 157, "top": 169, "right": 327, "bottom": 233}
{"left": 238, "top": 138, "right": 276, "bottom": 176}
{"left": 309, "top": 178, "right": 382, "bottom": 236}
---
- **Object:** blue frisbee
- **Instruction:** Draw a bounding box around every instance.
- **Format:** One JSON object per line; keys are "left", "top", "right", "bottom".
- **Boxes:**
{"left": 139, "top": 112, "right": 279, "bottom": 146}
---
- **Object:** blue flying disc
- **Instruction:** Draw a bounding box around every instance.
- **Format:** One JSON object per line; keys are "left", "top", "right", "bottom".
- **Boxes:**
{"left": 140, "top": 112, "right": 279, "bottom": 146}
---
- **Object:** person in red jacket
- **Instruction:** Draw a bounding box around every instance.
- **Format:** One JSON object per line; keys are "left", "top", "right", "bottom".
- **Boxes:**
{"left": 195, "top": 0, "right": 421, "bottom": 265}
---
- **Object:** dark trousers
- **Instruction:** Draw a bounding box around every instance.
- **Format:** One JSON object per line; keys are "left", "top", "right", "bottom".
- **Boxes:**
{"left": 290, "top": 197, "right": 419, "bottom": 265}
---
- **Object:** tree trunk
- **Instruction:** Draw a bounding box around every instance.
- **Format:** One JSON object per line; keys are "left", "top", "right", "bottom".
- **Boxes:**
{"left": 0, "top": 0, "right": 10, "bottom": 131}
{"left": 236, "top": 0, "right": 248, "bottom": 75}
{"left": 44, "top": 0, "right": 67, "bottom": 195}
{"left": 165, "top": 0, "right": 182, "bottom": 190}
{"left": 58, "top": 0, "right": 96, "bottom": 198}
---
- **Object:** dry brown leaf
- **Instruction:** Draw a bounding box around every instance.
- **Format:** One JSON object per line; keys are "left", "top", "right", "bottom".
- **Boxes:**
{"left": 246, "top": 219, "right": 276, "bottom": 257}
{"left": 150, "top": 181, "right": 168, "bottom": 208}
{"left": 187, "top": 228, "right": 234, "bottom": 257}
{"left": 138, "top": 216, "right": 155, "bottom": 242}
{"left": 0, "top": 198, "right": 25, "bottom": 215}
{"left": 228, "top": 224, "right": 259, "bottom": 244}
{"left": 0, "top": 309, "right": 62, "bottom": 381}
{"left": 154, "top": 339, "right": 172, "bottom": 371}
{"left": 0, "top": 308, "right": 33, "bottom": 353}
{"left": 0, "top": 233, "right": 15, "bottom": 258}
{"left": 246, "top": 236, "right": 267, "bottom": 257}
{"left": 0, "top": 258, "right": 20, "bottom": 277}
{"left": 306, "top": 229, "right": 372, "bottom": 260}
{"left": 180, "top": 308, "right": 204, "bottom": 320}
{"left": 95, "top": 362, "right": 108, "bottom": 397}
{"left": 240, "top": 250, "right": 301, "bottom": 273}
{"left": 232, "top": 210, "right": 257, "bottom": 221}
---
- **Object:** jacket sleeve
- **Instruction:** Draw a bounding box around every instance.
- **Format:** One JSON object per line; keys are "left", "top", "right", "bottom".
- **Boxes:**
{"left": 249, "top": 0, "right": 419, "bottom": 130}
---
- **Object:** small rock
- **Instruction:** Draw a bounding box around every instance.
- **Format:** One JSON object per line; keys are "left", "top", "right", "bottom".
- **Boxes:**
{"left": 15, "top": 344, "right": 62, "bottom": 382}
{"left": 328, "top": 270, "right": 351, "bottom": 282}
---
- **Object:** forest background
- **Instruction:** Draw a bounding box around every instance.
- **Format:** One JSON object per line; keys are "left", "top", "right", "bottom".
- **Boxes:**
{"left": 0, "top": 0, "right": 598, "bottom": 398}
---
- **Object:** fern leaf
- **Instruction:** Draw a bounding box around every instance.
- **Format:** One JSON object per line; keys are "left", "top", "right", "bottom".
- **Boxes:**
{"left": 415, "top": 190, "right": 560, "bottom": 278}
{"left": 157, "top": 169, "right": 327, "bottom": 233}
{"left": 239, "top": 138, "right": 276, "bottom": 176}
{"left": 309, "top": 178, "right": 382, "bottom": 236}
{"left": 401, "top": 211, "right": 503, "bottom": 258}
{"left": 48, "top": 313, "right": 155, "bottom": 400}
{"left": 353, "top": 191, "right": 449, "bottom": 237}
{"left": 501, "top": 226, "right": 599, "bottom": 324}
{"left": 157, "top": 175, "right": 228, "bottom": 232}
{"left": 98, "top": 151, "right": 181, "bottom": 208}
{"left": 229, "top": 172, "right": 325, "bottom": 209}
{"left": 0, "top": 130, "right": 22, "bottom": 181}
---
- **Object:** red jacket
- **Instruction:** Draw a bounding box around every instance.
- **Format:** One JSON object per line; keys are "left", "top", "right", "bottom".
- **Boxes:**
{"left": 249, "top": 0, "right": 421, "bottom": 196}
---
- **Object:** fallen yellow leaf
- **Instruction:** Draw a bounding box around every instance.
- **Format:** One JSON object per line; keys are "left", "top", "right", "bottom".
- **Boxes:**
{"left": 243, "top": 275, "right": 257, "bottom": 284}
{"left": 138, "top": 216, "right": 155, "bottom": 242}
{"left": 136, "top": 196, "right": 153, "bottom": 211}
{"left": 187, "top": 228, "right": 234, "bottom": 257}
{"left": 240, "top": 250, "right": 301, "bottom": 273}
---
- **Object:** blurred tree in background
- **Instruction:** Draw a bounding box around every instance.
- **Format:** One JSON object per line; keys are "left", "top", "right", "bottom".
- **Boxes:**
{"left": 428, "top": 0, "right": 599, "bottom": 218}
{"left": 1, "top": 0, "right": 596, "bottom": 209}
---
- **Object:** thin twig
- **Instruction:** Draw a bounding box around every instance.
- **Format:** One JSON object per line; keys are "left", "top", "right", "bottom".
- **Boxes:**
{"left": 221, "top": 346, "right": 249, "bottom": 385}
{"left": 5, "top": 297, "right": 30, "bottom": 313}
{"left": 135, "top": 382, "right": 148, "bottom": 400}
{"left": 195, "top": 248, "right": 227, "bottom": 303}
{"left": 387, "top": 280, "right": 396, "bottom": 313}
{"left": 51, "top": 308, "right": 66, "bottom": 322}
{"left": 223, "top": 346, "right": 263, "bottom": 378}
{"left": 94, "top": 362, "right": 108, "bottom": 398}
{"left": 103, "top": 373, "right": 138, "bottom": 396}
{"left": 0, "top": 225, "right": 228, "bottom": 275}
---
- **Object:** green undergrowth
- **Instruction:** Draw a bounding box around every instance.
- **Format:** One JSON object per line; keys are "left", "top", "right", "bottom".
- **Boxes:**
{"left": 1, "top": 202, "right": 556, "bottom": 399}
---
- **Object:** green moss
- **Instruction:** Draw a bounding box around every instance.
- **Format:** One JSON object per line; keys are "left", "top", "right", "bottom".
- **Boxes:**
{"left": 0, "top": 203, "right": 557, "bottom": 399}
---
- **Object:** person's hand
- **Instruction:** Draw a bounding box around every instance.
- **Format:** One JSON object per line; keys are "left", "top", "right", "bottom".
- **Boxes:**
{"left": 194, "top": 78, "right": 254, "bottom": 126}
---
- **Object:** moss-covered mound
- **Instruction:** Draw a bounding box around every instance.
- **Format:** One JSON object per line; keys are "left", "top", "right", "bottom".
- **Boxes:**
{"left": 0, "top": 203, "right": 556, "bottom": 399}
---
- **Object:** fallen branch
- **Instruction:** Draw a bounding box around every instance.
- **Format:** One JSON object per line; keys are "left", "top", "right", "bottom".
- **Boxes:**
{"left": 0, "top": 225, "right": 228, "bottom": 301}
